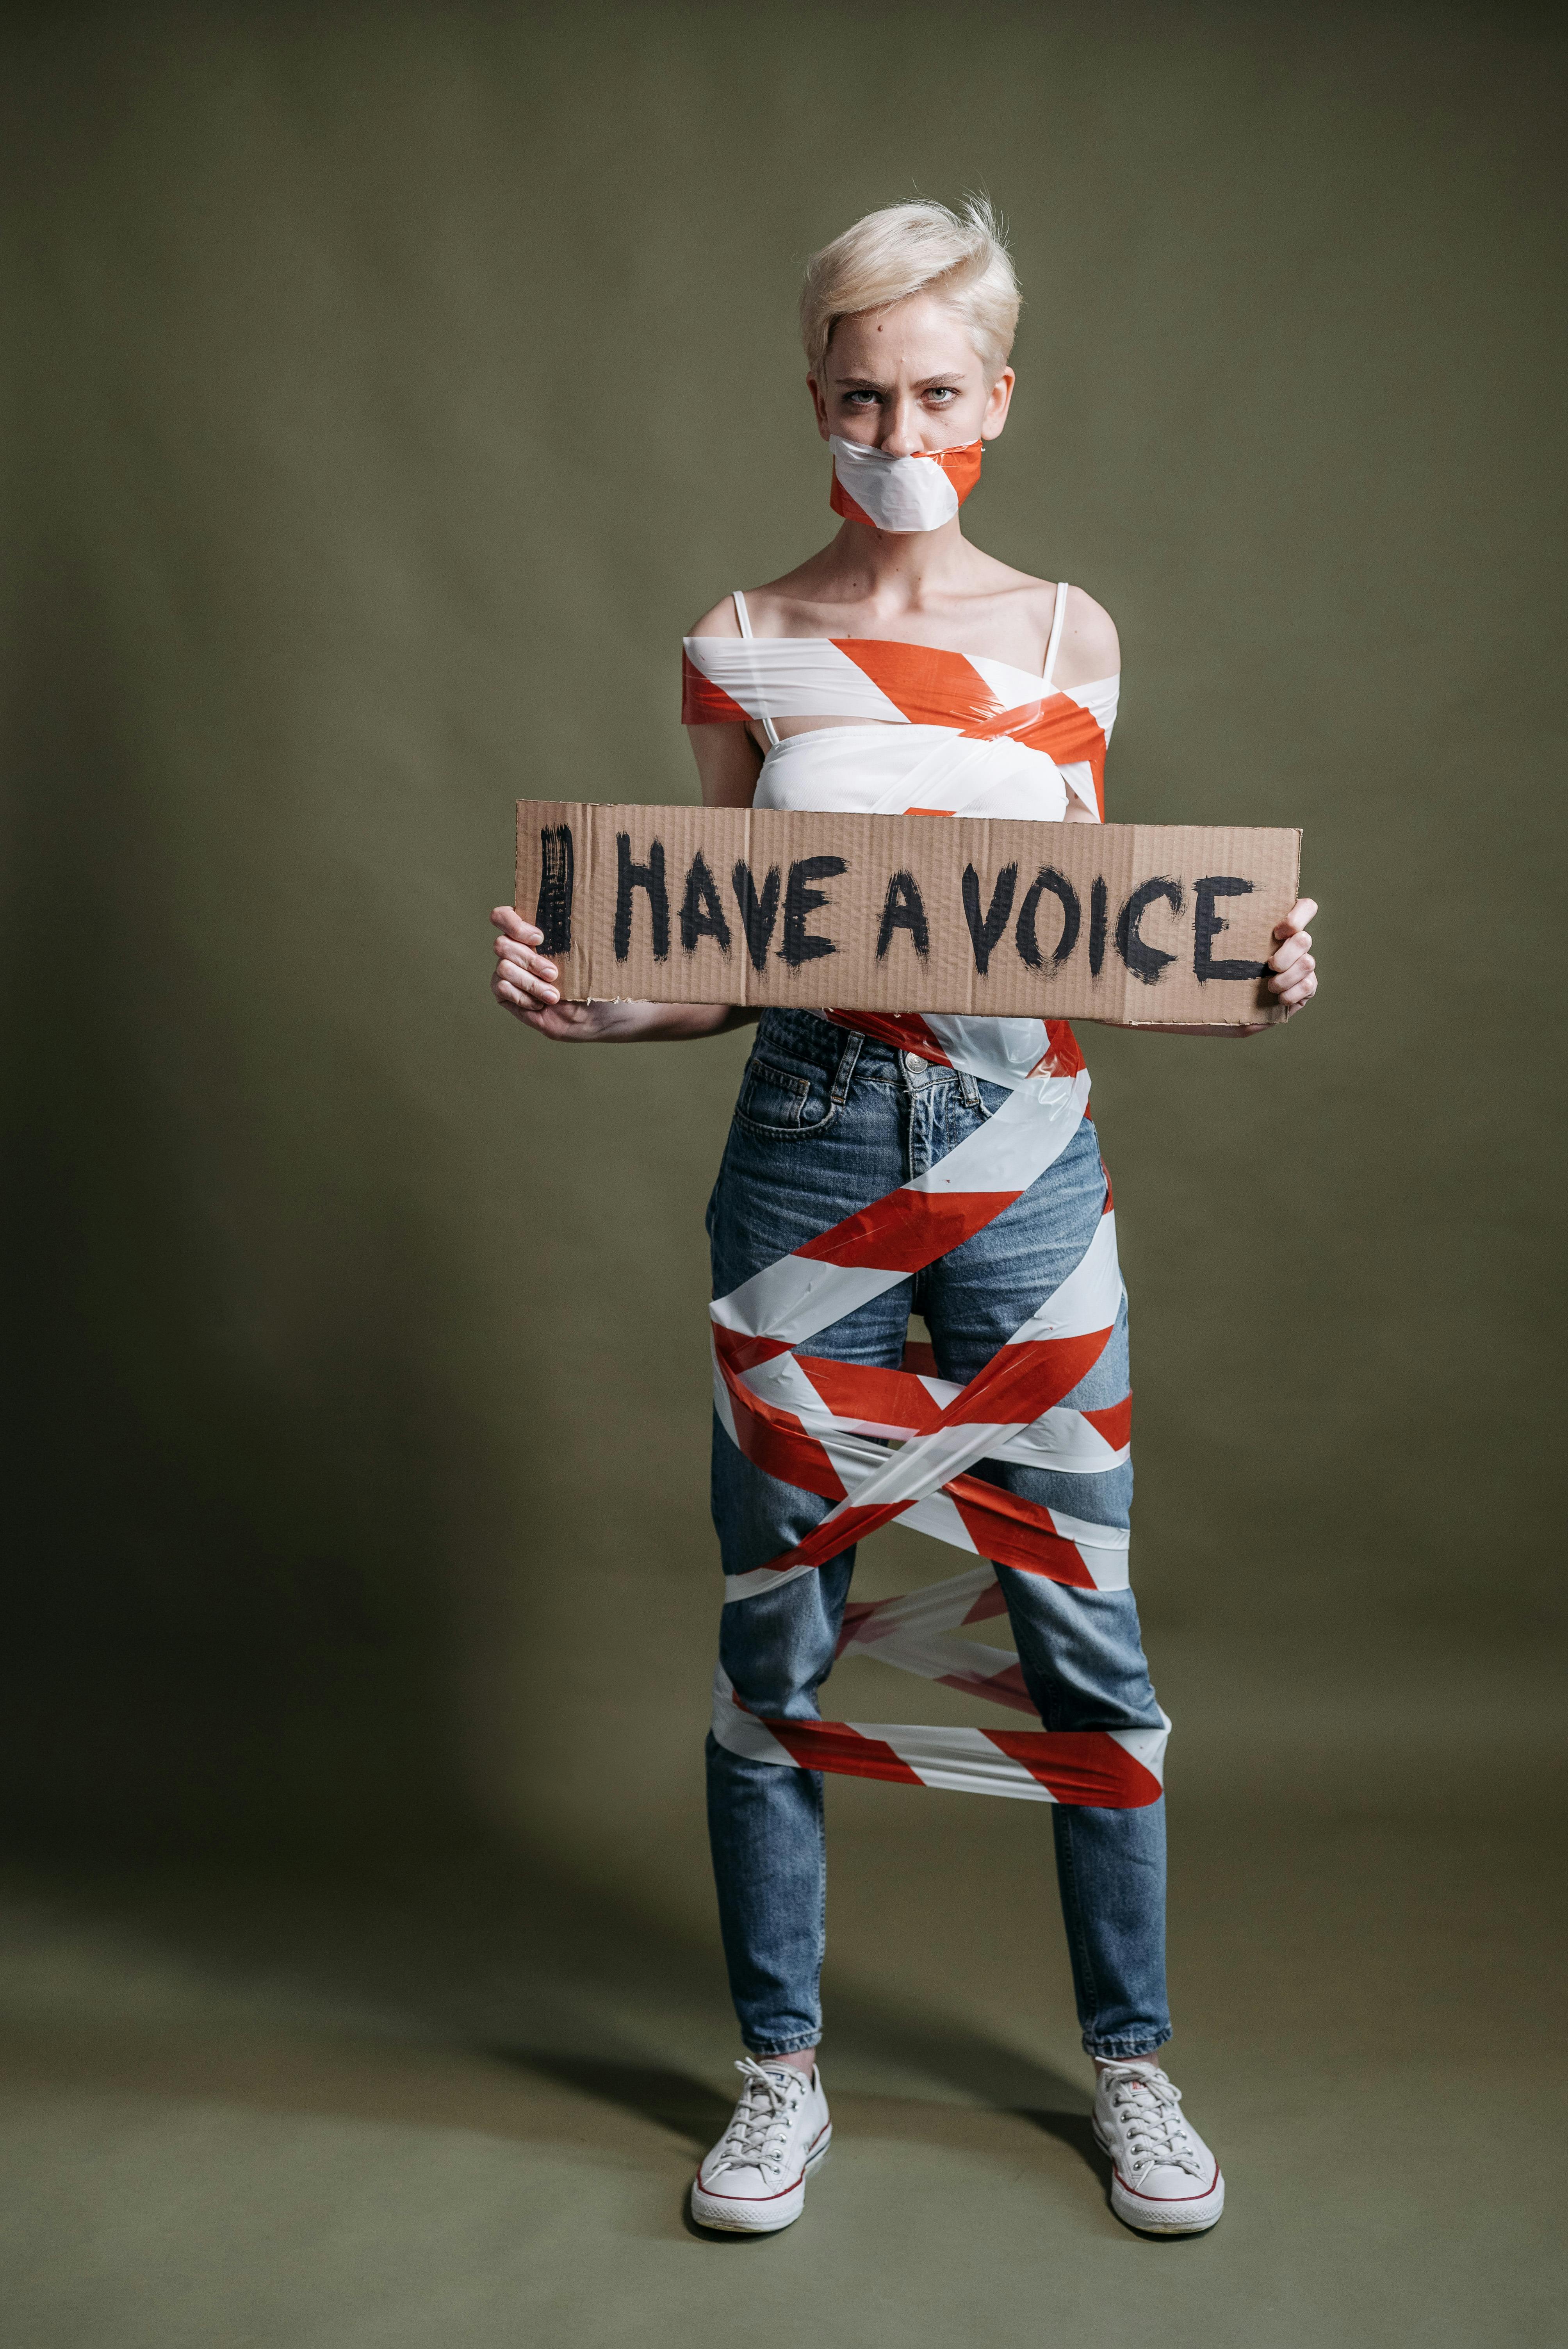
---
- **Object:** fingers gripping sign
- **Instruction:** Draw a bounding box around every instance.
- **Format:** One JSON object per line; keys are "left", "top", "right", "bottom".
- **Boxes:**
{"left": 489, "top": 906, "right": 755, "bottom": 1046}
{"left": 491, "top": 906, "right": 559, "bottom": 1016}
{"left": 490, "top": 906, "right": 618, "bottom": 1041}
{"left": 1267, "top": 896, "right": 1319, "bottom": 1015}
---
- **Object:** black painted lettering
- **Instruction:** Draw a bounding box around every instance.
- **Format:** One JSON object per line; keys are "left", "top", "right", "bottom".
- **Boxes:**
{"left": 876, "top": 870, "right": 930, "bottom": 961}
{"left": 960, "top": 863, "right": 1018, "bottom": 977}
{"left": 780, "top": 855, "right": 846, "bottom": 966}
{"left": 533, "top": 824, "right": 574, "bottom": 954}
{"left": 1116, "top": 876, "right": 1183, "bottom": 985}
{"left": 1089, "top": 877, "right": 1108, "bottom": 977}
{"left": 613, "top": 833, "right": 669, "bottom": 962}
{"left": 730, "top": 862, "right": 782, "bottom": 971}
{"left": 1194, "top": 874, "right": 1267, "bottom": 981}
{"left": 679, "top": 852, "right": 731, "bottom": 954}
{"left": 1014, "top": 866, "right": 1080, "bottom": 970}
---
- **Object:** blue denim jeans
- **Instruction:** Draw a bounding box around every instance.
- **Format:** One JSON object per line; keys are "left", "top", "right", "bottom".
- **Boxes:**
{"left": 705, "top": 1010, "right": 1170, "bottom": 2062}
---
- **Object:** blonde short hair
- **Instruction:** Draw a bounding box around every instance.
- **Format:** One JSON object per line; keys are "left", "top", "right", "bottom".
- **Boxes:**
{"left": 800, "top": 196, "right": 1021, "bottom": 382}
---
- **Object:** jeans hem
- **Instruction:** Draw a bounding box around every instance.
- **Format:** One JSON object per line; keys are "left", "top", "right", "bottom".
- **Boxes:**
{"left": 743, "top": 2034, "right": 822, "bottom": 2057}
{"left": 1083, "top": 2030, "right": 1172, "bottom": 2060}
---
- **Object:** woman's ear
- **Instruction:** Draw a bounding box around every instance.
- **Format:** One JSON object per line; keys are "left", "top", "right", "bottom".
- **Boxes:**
{"left": 981, "top": 367, "right": 1016, "bottom": 443}
{"left": 807, "top": 372, "right": 832, "bottom": 441}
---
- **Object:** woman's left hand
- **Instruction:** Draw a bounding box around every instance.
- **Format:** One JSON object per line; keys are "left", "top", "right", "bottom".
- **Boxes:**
{"left": 1267, "top": 898, "right": 1319, "bottom": 1014}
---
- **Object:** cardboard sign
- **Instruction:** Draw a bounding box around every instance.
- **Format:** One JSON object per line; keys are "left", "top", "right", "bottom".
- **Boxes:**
{"left": 515, "top": 800, "right": 1301, "bottom": 1026}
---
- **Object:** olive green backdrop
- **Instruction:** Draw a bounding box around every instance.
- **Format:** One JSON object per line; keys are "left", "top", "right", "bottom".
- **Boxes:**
{"left": 0, "top": 9, "right": 1564, "bottom": 2338}
{"left": 6, "top": 9, "right": 1558, "bottom": 2339}
{"left": 7, "top": 0, "right": 1561, "bottom": 1860}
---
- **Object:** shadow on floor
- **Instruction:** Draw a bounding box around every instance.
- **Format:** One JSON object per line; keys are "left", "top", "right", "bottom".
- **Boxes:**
{"left": 1020, "top": 2106, "right": 1109, "bottom": 2181}
{"left": 502, "top": 2051, "right": 736, "bottom": 2148}
{"left": 0, "top": 1837, "right": 1093, "bottom": 2163}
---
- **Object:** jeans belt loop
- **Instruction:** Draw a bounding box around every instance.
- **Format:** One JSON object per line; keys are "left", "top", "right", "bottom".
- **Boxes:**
{"left": 956, "top": 1066, "right": 981, "bottom": 1109}
{"left": 830, "top": 1027, "right": 863, "bottom": 1105}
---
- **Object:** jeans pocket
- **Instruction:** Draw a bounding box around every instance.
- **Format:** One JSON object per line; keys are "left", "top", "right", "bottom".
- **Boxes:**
{"left": 734, "top": 1056, "right": 837, "bottom": 1137}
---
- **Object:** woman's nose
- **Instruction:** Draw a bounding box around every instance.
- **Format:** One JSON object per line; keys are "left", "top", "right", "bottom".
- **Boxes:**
{"left": 880, "top": 399, "right": 923, "bottom": 456}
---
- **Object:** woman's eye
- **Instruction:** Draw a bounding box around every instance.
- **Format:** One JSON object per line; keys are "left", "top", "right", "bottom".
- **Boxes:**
{"left": 924, "top": 387, "right": 958, "bottom": 404}
{"left": 844, "top": 389, "right": 880, "bottom": 407}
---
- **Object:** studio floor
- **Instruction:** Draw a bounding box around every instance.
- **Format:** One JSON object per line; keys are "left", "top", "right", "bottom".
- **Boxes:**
{"left": 0, "top": 1638, "right": 1560, "bottom": 2349}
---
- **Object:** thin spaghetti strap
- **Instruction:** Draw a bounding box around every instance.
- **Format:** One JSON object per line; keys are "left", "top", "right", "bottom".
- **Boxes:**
{"left": 1042, "top": 581, "right": 1070, "bottom": 686}
{"left": 730, "top": 590, "right": 779, "bottom": 750}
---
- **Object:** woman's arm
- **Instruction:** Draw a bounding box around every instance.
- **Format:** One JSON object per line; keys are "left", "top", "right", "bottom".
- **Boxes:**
{"left": 1057, "top": 590, "right": 1318, "bottom": 1035}
{"left": 688, "top": 715, "right": 765, "bottom": 807}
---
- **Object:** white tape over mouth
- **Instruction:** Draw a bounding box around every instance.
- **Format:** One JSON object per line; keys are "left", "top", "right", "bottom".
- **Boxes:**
{"left": 829, "top": 435, "right": 973, "bottom": 532}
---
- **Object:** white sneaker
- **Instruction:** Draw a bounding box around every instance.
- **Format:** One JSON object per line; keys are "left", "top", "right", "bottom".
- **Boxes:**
{"left": 1092, "top": 2059, "right": 1225, "bottom": 2235}
{"left": 691, "top": 2058, "right": 832, "bottom": 2233}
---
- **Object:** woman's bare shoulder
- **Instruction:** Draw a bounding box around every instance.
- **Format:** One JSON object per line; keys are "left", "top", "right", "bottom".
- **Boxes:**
{"left": 982, "top": 562, "right": 1119, "bottom": 683}
{"left": 686, "top": 593, "right": 743, "bottom": 640}
{"left": 688, "top": 549, "right": 840, "bottom": 638}
{"left": 1053, "top": 583, "right": 1121, "bottom": 685}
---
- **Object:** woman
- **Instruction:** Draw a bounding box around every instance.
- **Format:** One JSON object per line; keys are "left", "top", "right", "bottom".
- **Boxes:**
{"left": 491, "top": 198, "right": 1317, "bottom": 2239}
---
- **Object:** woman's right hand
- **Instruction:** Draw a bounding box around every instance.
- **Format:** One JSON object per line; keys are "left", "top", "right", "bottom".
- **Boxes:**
{"left": 490, "top": 907, "right": 622, "bottom": 1040}
{"left": 491, "top": 905, "right": 755, "bottom": 1044}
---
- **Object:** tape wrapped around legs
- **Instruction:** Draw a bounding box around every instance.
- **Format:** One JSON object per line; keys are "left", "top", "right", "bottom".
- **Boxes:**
{"left": 710, "top": 1034, "right": 1165, "bottom": 1807}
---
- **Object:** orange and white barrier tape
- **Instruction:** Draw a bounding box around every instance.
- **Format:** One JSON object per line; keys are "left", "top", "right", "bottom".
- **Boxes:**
{"left": 827, "top": 433, "right": 984, "bottom": 533}
{"left": 711, "top": 1030, "right": 1167, "bottom": 1807}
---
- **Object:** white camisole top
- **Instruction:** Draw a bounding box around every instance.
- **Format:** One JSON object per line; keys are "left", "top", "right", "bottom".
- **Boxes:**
{"left": 681, "top": 587, "right": 1119, "bottom": 1085}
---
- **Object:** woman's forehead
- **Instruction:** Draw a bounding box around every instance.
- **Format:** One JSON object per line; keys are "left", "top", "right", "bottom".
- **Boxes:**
{"left": 827, "top": 295, "right": 983, "bottom": 376}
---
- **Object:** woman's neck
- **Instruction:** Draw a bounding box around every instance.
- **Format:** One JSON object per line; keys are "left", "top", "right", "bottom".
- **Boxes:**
{"left": 809, "top": 517, "right": 991, "bottom": 617}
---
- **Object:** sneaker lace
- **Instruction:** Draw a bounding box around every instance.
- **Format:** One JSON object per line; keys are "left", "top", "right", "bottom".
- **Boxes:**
{"left": 717, "top": 2058, "right": 805, "bottom": 2173}
{"left": 1104, "top": 2066, "right": 1205, "bottom": 2181}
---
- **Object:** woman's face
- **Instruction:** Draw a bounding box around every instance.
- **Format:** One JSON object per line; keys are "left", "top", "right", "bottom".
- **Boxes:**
{"left": 809, "top": 293, "right": 1014, "bottom": 455}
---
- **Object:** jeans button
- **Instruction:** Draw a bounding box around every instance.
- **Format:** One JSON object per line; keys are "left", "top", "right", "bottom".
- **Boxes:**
{"left": 902, "top": 1050, "right": 924, "bottom": 1077}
